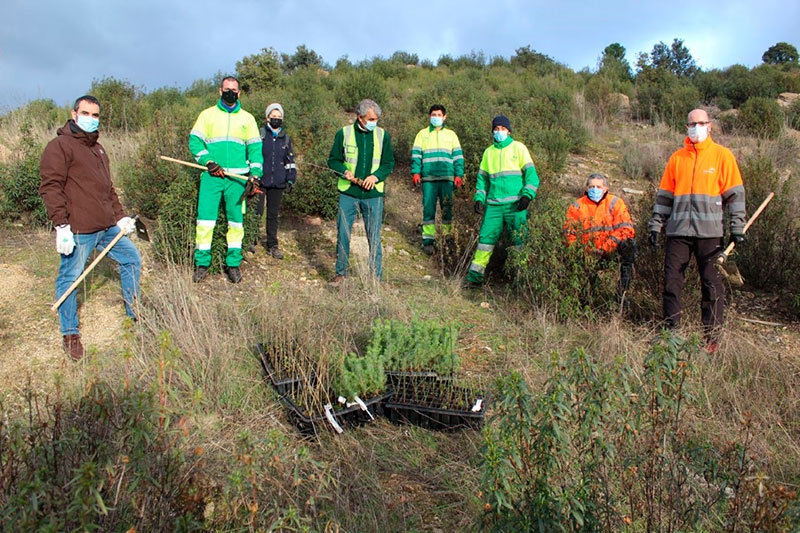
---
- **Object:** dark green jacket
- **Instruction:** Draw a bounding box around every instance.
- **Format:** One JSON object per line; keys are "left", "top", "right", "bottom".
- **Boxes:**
{"left": 327, "top": 123, "right": 395, "bottom": 199}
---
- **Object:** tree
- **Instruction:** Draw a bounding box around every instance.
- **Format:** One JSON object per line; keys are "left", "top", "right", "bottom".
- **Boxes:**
{"left": 762, "top": 42, "right": 799, "bottom": 65}
{"left": 281, "top": 44, "right": 326, "bottom": 73}
{"left": 235, "top": 47, "right": 282, "bottom": 92}
{"left": 598, "top": 42, "right": 633, "bottom": 83}
{"left": 638, "top": 39, "right": 697, "bottom": 78}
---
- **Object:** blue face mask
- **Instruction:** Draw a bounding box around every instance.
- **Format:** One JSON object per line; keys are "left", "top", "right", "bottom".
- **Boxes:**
{"left": 364, "top": 120, "right": 378, "bottom": 132}
{"left": 430, "top": 116, "right": 444, "bottom": 128}
{"left": 493, "top": 130, "right": 508, "bottom": 143}
{"left": 587, "top": 187, "right": 605, "bottom": 202}
{"left": 76, "top": 115, "right": 99, "bottom": 133}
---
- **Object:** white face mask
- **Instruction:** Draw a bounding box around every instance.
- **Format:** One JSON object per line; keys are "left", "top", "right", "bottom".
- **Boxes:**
{"left": 687, "top": 124, "right": 709, "bottom": 143}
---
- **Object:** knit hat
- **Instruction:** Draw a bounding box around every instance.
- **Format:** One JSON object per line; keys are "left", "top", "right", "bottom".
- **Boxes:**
{"left": 492, "top": 115, "right": 512, "bottom": 132}
{"left": 265, "top": 103, "right": 284, "bottom": 118}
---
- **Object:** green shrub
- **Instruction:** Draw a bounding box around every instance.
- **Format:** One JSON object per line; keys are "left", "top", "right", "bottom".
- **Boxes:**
{"left": 89, "top": 77, "right": 144, "bottom": 132}
{"left": 151, "top": 172, "right": 197, "bottom": 265}
{"left": 482, "top": 333, "right": 798, "bottom": 531}
{"left": 333, "top": 69, "right": 388, "bottom": 112}
{"left": 507, "top": 188, "right": 611, "bottom": 320}
{"left": 0, "top": 120, "right": 48, "bottom": 226}
{"left": 735, "top": 154, "right": 800, "bottom": 316}
{"left": 120, "top": 114, "right": 194, "bottom": 218}
{"left": 738, "top": 97, "right": 784, "bottom": 139}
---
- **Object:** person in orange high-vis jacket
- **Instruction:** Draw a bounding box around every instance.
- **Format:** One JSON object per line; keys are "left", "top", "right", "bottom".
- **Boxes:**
{"left": 565, "top": 173, "right": 636, "bottom": 302}
{"left": 648, "top": 108, "right": 746, "bottom": 353}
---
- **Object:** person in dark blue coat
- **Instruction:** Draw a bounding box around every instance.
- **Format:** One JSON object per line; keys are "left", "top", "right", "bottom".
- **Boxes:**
{"left": 251, "top": 103, "right": 297, "bottom": 258}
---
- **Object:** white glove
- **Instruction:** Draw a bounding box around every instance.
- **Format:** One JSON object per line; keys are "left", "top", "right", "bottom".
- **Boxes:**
{"left": 116, "top": 216, "right": 136, "bottom": 235}
{"left": 56, "top": 224, "right": 75, "bottom": 255}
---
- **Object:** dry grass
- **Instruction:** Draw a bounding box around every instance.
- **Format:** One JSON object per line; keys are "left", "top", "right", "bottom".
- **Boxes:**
{"left": 1, "top": 111, "right": 799, "bottom": 528}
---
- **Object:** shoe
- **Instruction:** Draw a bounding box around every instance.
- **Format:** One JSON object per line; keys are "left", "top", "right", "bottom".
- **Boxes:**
{"left": 224, "top": 266, "right": 242, "bottom": 283}
{"left": 62, "top": 334, "right": 84, "bottom": 361}
{"left": 268, "top": 246, "right": 284, "bottom": 259}
{"left": 329, "top": 275, "right": 345, "bottom": 287}
{"left": 193, "top": 266, "right": 209, "bottom": 283}
{"left": 247, "top": 243, "right": 256, "bottom": 254}
{"left": 462, "top": 279, "right": 483, "bottom": 290}
{"left": 422, "top": 244, "right": 435, "bottom": 256}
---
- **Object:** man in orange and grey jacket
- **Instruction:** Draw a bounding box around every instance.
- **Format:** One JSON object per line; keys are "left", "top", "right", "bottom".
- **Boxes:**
{"left": 648, "top": 108, "right": 746, "bottom": 351}
{"left": 565, "top": 173, "right": 636, "bottom": 301}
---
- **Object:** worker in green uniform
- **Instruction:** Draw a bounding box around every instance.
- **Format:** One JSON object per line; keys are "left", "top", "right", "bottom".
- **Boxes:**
{"left": 466, "top": 115, "right": 539, "bottom": 287}
{"left": 410, "top": 104, "right": 465, "bottom": 255}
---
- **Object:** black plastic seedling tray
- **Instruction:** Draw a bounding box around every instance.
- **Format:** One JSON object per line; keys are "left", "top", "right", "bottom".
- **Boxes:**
{"left": 255, "top": 343, "right": 304, "bottom": 397}
{"left": 279, "top": 391, "right": 394, "bottom": 436}
{"left": 384, "top": 376, "right": 487, "bottom": 431}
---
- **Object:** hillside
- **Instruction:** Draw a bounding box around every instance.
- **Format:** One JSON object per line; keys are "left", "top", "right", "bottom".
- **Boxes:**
{"left": 1, "top": 117, "right": 800, "bottom": 530}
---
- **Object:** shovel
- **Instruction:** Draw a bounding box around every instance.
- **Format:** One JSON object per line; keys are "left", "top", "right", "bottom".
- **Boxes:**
{"left": 715, "top": 192, "right": 774, "bottom": 286}
{"left": 51, "top": 215, "right": 149, "bottom": 311}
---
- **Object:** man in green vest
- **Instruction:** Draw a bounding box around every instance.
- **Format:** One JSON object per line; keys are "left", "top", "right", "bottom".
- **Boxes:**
{"left": 327, "top": 99, "right": 396, "bottom": 284}
{"left": 466, "top": 115, "right": 539, "bottom": 287}
{"left": 410, "top": 104, "right": 465, "bottom": 255}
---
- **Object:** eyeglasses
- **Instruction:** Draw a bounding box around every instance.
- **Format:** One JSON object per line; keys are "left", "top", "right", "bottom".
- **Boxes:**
{"left": 687, "top": 121, "right": 710, "bottom": 127}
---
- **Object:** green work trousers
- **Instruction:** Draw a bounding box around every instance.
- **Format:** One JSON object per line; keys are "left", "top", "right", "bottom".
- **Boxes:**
{"left": 467, "top": 203, "right": 527, "bottom": 283}
{"left": 194, "top": 174, "right": 246, "bottom": 268}
{"left": 421, "top": 180, "right": 454, "bottom": 246}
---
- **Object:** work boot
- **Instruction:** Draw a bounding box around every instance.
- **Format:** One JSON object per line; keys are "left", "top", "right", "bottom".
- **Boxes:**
{"left": 328, "top": 275, "right": 345, "bottom": 288}
{"left": 268, "top": 246, "right": 284, "bottom": 259}
{"left": 62, "top": 334, "right": 84, "bottom": 361}
{"left": 193, "top": 266, "right": 209, "bottom": 283}
{"left": 422, "top": 243, "right": 435, "bottom": 256}
{"left": 224, "top": 266, "right": 242, "bottom": 284}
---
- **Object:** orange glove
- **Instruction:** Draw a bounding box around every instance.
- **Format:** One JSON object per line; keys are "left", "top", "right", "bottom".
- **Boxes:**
{"left": 454, "top": 176, "right": 463, "bottom": 188}
{"left": 412, "top": 174, "right": 421, "bottom": 187}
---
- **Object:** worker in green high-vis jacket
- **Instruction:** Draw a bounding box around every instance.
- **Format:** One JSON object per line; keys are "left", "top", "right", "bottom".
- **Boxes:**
{"left": 189, "top": 76, "right": 263, "bottom": 284}
{"left": 466, "top": 115, "right": 539, "bottom": 287}
{"left": 410, "top": 104, "right": 465, "bottom": 255}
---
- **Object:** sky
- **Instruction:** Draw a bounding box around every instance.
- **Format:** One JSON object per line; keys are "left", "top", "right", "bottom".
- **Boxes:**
{"left": 1, "top": 0, "right": 798, "bottom": 112}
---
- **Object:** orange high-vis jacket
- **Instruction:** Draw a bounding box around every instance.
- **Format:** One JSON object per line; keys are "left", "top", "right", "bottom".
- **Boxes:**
{"left": 564, "top": 193, "right": 635, "bottom": 254}
{"left": 648, "top": 136, "right": 746, "bottom": 238}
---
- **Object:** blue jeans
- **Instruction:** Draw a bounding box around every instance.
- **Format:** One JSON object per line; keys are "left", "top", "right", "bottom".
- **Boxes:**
{"left": 336, "top": 194, "right": 383, "bottom": 279}
{"left": 55, "top": 226, "right": 142, "bottom": 335}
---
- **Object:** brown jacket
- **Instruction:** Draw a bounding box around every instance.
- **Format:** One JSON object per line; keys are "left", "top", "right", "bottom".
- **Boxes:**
{"left": 39, "top": 121, "right": 125, "bottom": 233}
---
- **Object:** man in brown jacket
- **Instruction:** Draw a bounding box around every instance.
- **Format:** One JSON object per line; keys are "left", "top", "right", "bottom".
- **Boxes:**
{"left": 39, "top": 95, "right": 141, "bottom": 361}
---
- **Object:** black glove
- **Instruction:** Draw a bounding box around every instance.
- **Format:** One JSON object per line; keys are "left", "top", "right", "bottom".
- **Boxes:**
{"left": 649, "top": 231, "right": 659, "bottom": 248}
{"left": 286, "top": 181, "right": 294, "bottom": 193}
{"left": 206, "top": 161, "right": 225, "bottom": 177}
{"left": 729, "top": 233, "right": 745, "bottom": 247}
{"left": 474, "top": 201, "right": 484, "bottom": 215}
{"left": 517, "top": 196, "right": 531, "bottom": 211}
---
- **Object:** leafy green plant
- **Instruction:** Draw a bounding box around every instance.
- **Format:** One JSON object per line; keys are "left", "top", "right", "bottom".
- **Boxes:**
{"left": 370, "top": 318, "right": 460, "bottom": 375}
{"left": 0, "top": 119, "right": 48, "bottom": 226}
{"left": 738, "top": 96, "right": 784, "bottom": 139}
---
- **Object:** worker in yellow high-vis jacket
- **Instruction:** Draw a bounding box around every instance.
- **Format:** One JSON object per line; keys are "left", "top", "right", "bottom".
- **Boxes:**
{"left": 410, "top": 104, "right": 465, "bottom": 255}
{"left": 466, "top": 115, "right": 539, "bottom": 287}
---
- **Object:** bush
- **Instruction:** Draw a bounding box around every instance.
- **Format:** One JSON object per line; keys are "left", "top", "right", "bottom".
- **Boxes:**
{"left": 482, "top": 334, "right": 798, "bottom": 531}
{"left": 0, "top": 120, "right": 48, "bottom": 226}
{"left": 738, "top": 97, "right": 784, "bottom": 139}
{"left": 333, "top": 69, "right": 387, "bottom": 112}
{"left": 507, "top": 188, "right": 612, "bottom": 320}
{"left": 735, "top": 154, "right": 800, "bottom": 315}
{"left": 120, "top": 114, "right": 194, "bottom": 218}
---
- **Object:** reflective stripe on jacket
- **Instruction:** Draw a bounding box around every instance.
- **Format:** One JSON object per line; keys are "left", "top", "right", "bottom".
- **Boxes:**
{"left": 565, "top": 193, "right": 635, "bottom": 253}
{"left": 474, "top": 137, "right": 539, "bottom": 205}
{"left": 648, "top": 136, "right": 745, "bottom": 238}
{"left": 410, "top": 126, "right": 464, "bottom": 181}
{"left": 189, "top": 100, "right": 263, "bottom": 178}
